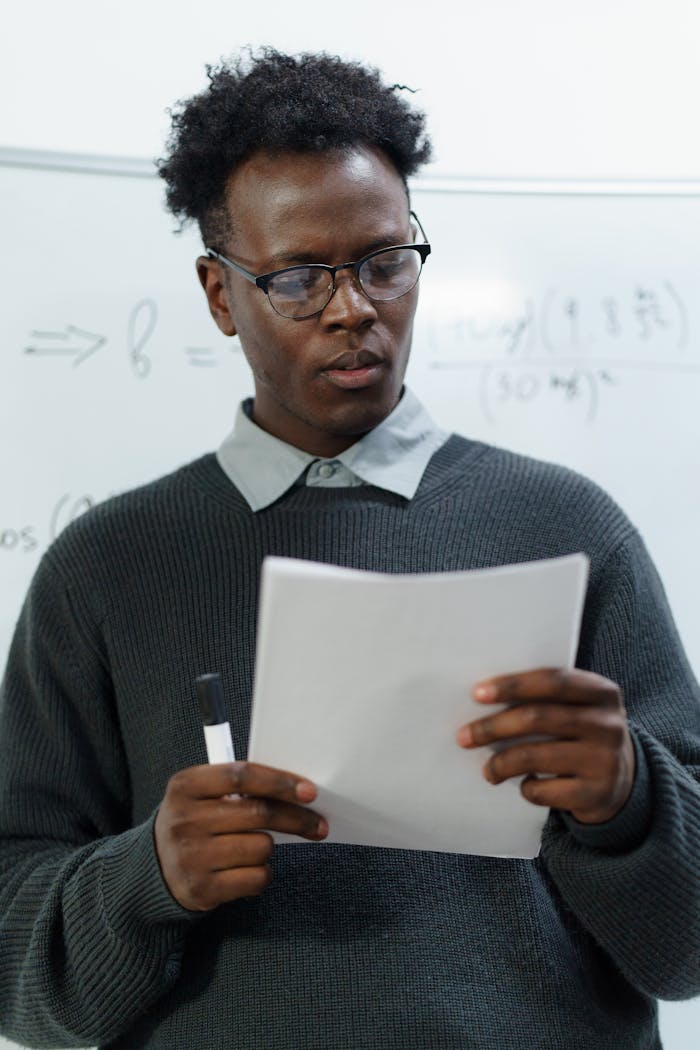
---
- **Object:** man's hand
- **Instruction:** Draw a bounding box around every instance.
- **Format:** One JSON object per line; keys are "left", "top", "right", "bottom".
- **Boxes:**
{"left": 154, "top": 761, "right": 328, "bottom": 911}
{"left": 456, "top": 668, "right": 635, "bottom": 824}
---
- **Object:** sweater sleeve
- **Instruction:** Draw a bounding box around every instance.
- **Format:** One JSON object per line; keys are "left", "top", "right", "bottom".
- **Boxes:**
{"left": 0, "top": 550, "right": 200, "bottom": 1048}
{"left": 541, "top": 528, "right": 700, "bottom": 1001}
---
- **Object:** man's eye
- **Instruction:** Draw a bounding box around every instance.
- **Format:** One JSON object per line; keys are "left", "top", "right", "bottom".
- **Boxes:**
{"left": 271, "top": 269, "right": 327, "bottom": 297}
{"left": 363, "top": 252, "right": 409, "bottom": 281}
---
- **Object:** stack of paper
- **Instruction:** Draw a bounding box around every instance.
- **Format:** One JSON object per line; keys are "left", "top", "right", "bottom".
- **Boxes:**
{"left": 248, "top": 553, "right": 588, "bottom": 859}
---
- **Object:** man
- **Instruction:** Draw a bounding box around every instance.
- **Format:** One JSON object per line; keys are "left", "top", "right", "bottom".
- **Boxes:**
{"left": 1, "top": 48, "right": 699, "bottom": 1050}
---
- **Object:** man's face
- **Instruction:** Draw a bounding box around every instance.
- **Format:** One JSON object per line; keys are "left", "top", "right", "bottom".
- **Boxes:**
{"left": 197, "top": 147, "right": 419, "bottom": 457}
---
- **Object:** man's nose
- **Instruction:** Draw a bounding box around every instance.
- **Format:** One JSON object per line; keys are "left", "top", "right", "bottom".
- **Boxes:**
{"left": 321, "top": 266, "right": 377, "bottom": 327}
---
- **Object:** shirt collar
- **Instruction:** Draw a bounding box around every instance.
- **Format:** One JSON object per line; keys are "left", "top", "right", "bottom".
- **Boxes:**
{"left": 216, "top": 387, "right": 449, "bottom": 511}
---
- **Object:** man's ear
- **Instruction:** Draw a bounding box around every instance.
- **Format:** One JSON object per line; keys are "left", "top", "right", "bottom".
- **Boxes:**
{"left": 196, "top": 256, "right": 237, "bottom": 337}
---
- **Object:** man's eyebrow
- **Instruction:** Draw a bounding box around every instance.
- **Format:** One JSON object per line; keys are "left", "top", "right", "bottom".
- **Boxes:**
{"left": 263, "top": 234, "right": 411, "bottom": 271}
{"left": 264, "top": 251, "right": 328, "bottom": 268}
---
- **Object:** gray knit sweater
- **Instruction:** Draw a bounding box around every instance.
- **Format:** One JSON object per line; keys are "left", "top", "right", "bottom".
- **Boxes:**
{"left": 1, "top": 435, "right": 700, "bottom": 1050}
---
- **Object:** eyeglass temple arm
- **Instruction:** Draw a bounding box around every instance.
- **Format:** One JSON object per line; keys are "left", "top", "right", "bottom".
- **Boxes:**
{"left": 409, "top": 210, "right": 429, "bottom": 247}
{"left": 207, "top": 249, "right": 259, "bottom": 287}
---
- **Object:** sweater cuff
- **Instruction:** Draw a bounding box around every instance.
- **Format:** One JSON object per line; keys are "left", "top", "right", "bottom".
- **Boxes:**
{"left": 559, "top": 729, "right": 652, "bottom": 852}
{"left": 93, "top": 812, "right": 202, "bottom": 942}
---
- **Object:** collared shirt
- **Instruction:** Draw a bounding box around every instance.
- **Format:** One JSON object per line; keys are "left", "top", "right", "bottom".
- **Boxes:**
{"left": 216, "top": 387, "right": 450, "bottom": 511}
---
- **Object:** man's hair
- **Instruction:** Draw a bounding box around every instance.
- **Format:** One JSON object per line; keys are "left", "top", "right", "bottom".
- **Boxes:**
{"left": 157, "top": 47, "right": 432, "bottom": 247}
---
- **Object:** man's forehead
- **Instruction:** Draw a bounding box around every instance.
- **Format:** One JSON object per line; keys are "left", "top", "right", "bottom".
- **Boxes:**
{"left": 225, "top": 146, "right": 406, "bottom": 201}
{"left": 222, "top": 146, "right": 410, "bottom": 250}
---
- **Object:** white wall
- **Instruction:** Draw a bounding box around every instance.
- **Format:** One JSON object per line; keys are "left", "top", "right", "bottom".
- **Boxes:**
{"left": 2, "top": 0, "right": 700, "bottom": 177}
{"left": 1, "top": 3, "right": 699, "bottom": 1048}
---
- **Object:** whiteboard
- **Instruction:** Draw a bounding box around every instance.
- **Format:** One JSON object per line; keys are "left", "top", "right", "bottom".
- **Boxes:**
{"left": 1, "top": 147, "right": 699, "bottom": 1047}
{"left": 410, "top": 176, "right": 700, "bottom": 681}
{"left": 2, "top": 149, "right": 699, "bottom": 684}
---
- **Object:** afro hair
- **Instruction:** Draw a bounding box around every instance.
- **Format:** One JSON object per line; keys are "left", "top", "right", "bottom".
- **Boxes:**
{"left": 157, "top": 47, "right": 432, "bottom": 246}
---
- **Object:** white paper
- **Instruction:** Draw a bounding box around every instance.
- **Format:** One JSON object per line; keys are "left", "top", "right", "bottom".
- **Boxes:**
{"left": 247, "top": 553, "right": 589, "bottom": 859}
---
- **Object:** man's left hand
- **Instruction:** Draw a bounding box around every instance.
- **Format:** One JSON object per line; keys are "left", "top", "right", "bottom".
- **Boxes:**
{"left": 456, "top": 668, "right": 635, "bottom": 824}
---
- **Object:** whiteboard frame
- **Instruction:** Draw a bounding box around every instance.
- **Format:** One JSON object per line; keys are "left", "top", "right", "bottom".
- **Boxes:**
{"left": 3, "top": 145, "right": 700, "bottom": 197}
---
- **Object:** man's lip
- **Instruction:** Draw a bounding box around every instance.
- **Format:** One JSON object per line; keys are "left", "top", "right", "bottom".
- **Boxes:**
{"left": 322, "top": 349, "right": 384, "bottom": 371}
{"left": 322, "top": 363, "right": 385, "bottom": 390}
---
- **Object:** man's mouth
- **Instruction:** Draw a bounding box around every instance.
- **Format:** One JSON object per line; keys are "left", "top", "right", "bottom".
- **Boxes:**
{"left": 321, "top": 350, "right": 386, "bottom": 390}
{"left": 324, "top": 349, "right": 383, "bottom": 371}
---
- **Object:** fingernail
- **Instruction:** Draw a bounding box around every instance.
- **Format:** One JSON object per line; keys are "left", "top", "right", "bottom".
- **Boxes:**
{"left": 457, "top": 726, "right": 473, "bottom": 747}
{"left": 316, "top": 818, "right": 329, "bottom": 839}
{"left": 473, "top": 682, "right": 497, "bottom": 702}
{"left": 296, "top": 780, "right": 316, "bottom": 802}
{"left": 483, "top": 761, "right": 496, "bottom": 784}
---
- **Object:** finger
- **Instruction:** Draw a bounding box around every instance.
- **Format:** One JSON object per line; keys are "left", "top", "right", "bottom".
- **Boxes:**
{"left": 168, "top": 762, "right": 318, "bottom": 804}
{"left": 458, "top": 702, "right": 624, "bottom": 748}
{"left": 518, "top": 774, "right": 605, "bottom": 813}
{"left": 172, "top": 833, "right": 275, "bottom": 894}
{"left": 186, "top": 864, "right": 274, "bottom": 910}
{"left": 206, "top": 797, "right": 329, "bottom": 839}
{"left": 209, "top": 864, "right": 274, "bottom": 902}
{"left": 472, "top": 668, "right": 622, "bottom": 707}
{"left": 206, "top": 831, "right": 275, "bottom": 871}
{"left": 483, "top": 739, "right": 611, "bottom": 784}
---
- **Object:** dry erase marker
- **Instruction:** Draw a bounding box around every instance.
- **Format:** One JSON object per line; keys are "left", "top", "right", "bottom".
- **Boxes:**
{"left": 196, "top": 673, "right": 236, "bottom": 764}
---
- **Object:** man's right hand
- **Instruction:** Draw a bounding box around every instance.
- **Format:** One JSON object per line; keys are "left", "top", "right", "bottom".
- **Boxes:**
{"left": 154, "top": 762, "right": 328, "bottom": 911}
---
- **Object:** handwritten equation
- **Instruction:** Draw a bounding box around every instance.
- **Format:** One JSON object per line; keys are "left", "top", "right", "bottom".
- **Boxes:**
{"left": 19, "top": 282, "right": 699, "bottom": 424}
{"left": 420, "top": 281, "right": 697, "bottom": 423}
{"left": 23, "top": 299, "right": 241, "bottom": 378}
{"left": 474, "top": 366, "right": 618, "bottom": 424}
{"left": 541, "top": 283, "right": 688, "bottom": 355}
{"left": 424, "top": 282, "right": 689, "bottom": 360}
{"left": 1, "top": 492, "right": 108, "bottom": 557}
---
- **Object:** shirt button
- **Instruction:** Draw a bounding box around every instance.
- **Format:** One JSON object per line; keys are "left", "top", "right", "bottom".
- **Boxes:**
{"left": 318, "top": 462, "right": 337, "bottom": 479}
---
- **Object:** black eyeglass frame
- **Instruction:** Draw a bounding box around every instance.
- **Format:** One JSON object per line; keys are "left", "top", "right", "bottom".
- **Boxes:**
{"left": 206, "top": 211, "right": 431, "bottom": 319}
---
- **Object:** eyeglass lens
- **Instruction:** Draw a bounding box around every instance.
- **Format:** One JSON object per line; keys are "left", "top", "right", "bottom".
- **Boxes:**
{"left": 267, "top": 247, "right": 424, "bottom": 319}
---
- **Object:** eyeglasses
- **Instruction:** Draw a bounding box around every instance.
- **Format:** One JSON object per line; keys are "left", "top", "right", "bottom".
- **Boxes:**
{"left": 207, "top": 212, "right": 431, "bottom": 320}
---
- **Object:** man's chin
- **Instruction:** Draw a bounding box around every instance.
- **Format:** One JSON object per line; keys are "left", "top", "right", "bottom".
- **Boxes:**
{"left": 320, "top": 389, "right": 402, "bottom": 440}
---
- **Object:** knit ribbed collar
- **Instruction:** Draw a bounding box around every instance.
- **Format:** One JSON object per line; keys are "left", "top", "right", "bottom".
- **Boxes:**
{"left": 216, "top": 387, "right": 450, "bottom": 511}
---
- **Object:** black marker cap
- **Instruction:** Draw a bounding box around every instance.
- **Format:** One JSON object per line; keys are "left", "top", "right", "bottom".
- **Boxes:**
{"left": 196, "top": 673, "right": 226, "bottom": 725}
